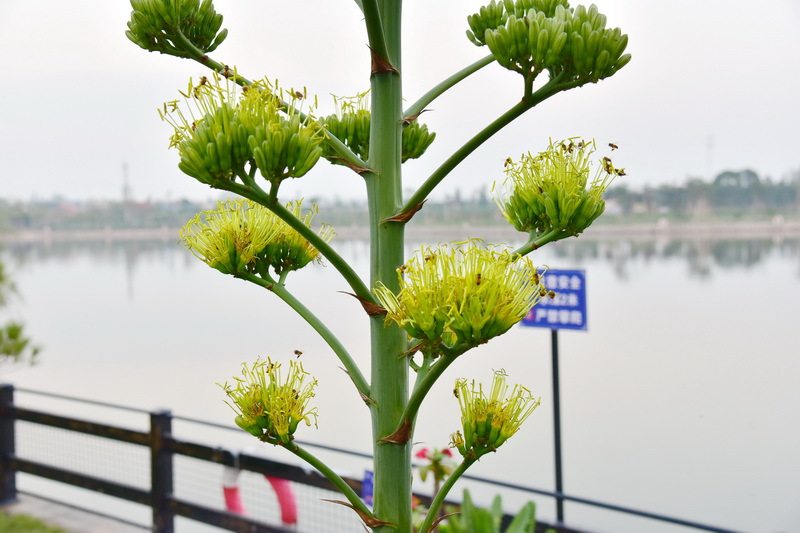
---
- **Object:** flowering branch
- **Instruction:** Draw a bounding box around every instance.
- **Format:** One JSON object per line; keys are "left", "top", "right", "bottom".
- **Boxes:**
{"left": 394, "top": 75, "right": 566, "bottom": 222}
{"left": 282, "top": 441, "right": 383, "bottom": 525}
{"left": 512, "top": 228, "right": 563, "bottom": 258}
{"left": 403, "top": 54, "right": 495, "bottom": 120}
{"left": 238, "top": 271, "right": 371, "bottom": 403}
{"left": 417, "top": 459, "right": 475, "bottom": 533}
{"left": 218, "top": 174, "right": 375, "bottom": 305}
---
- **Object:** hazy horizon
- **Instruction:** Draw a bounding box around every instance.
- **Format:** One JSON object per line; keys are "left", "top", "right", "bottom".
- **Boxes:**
{"left": 1, "top": 1, "right": 799, "bottom": 202}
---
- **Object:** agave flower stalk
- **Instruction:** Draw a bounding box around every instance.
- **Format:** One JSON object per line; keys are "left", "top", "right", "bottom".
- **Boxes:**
{"left": 181, "top": 199, "right": 370, "bottom": 400}
{"left": 129, "top": 0, "right": 629, "bottom": 530}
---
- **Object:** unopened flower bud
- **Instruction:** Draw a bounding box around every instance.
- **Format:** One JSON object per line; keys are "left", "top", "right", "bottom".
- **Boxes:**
{"left": 319, "top": 92, "right": 436, "bottom": 164}
{"left": 470, "top": 0, "right": 630, "bottom": 86}
{"left": 161, "top": 76, "right": 324, "bottom": 185}
{"left": 126, "top": 0, "right": 228, "bottom": 58}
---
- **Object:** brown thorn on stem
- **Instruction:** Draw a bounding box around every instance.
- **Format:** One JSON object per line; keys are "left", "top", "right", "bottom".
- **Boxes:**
{"left": 337, "top": 157, "right": 372, "bottom": 175}
{"left": 326, "top": 155, "right": 371, "bottom": 175}
{"left": 337, "top": 366, "right": 376, "bottom": 406}
{"left": 402, "top": 109, "right": 431, "bottom": 125}
{"left": 338, "top": 291, "right": 387, "bottom": 317}
{"left": 428, "top": 512, "right": 460, "bottom": 532}
{"left": 399, "top": 341, "right": 424, "bottom": 359}
{"left": 379, "top": 418, "right": 411, "bottom": 445}
{"left": 383, "top": 200, "right": 426, "bottom": 224}
{"left": 369, "top": 46, "right": 399, "bottom": 75}
{"left": 321, "top": 500, "right": 395, "bottom": 529}
{"left": 359, "top": 390, "right": 376, "bottom": 407}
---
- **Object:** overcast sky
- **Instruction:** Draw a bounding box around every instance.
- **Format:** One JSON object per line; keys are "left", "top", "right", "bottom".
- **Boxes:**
{"left": 1, "top": 1, "right": 799, "bottom": 202}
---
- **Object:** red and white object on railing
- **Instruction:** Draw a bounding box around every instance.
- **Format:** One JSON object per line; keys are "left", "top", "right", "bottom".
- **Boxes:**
{"left": 222, "top": 466, "right": 298, "bottom": 525}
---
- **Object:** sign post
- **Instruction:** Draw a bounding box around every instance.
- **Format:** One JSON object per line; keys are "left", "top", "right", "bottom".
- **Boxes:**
{"left": 522, "top": 269, "right": 587, "bottom": 525}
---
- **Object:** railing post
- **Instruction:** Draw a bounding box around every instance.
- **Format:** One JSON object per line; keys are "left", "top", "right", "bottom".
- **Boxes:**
{"left": 150, "top": 409, "right": 174, "bottom": 533}
{"left": 551, "top": 329, "right": 565, "bottom": 524}
{"left": 0, "top": 384, "right": 16, "bottom": 505}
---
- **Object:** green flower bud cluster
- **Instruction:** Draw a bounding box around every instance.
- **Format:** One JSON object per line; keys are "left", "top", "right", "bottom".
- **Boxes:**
{"left": 375, "top": 242, "right": 546, "bottom": 352}
{"left": 467, "top": 0, "right": 630, "bottom": 85}
{"left": 495, "top": 138, "right": 623, "bottom": 237}
{"left": 318, "top": 92, "right": 436, "bottom": 164}
{"left": 180, "top": 198, "right": 334, "bottom": 276}
{"left": 450, "top": 370, "right": 540, "bottom": 459}
{"left": 466, "top": 1, "right": 507, "bottom": 47}
{"left": 467, "top": 0, "right": 568, "bottom": 46}
{"left": 161, "top": 75, "right": 324, "bottom": 186}
{"left": 126, "top": 0, "right": 228, "bottom": 58}
{"left": 221, "top": 357, "right": 318, "bottom": 444}
{"left": 402, "top": 121, "right": 437, "bottom": 162}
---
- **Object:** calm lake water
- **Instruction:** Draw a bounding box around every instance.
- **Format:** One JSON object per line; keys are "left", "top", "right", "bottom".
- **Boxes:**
{"left": 1, "top": 234, "right": 798, "bottom": 532}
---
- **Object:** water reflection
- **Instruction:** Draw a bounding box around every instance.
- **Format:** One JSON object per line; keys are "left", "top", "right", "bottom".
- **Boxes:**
{"left": 550, "top": 237, "right": 800, "bottom": 280}
{"left": 1, "top": 236, "right": 798, "bottom": 297}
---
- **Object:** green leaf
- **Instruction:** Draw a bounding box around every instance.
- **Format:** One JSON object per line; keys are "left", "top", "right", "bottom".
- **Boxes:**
{"left": 505, "top": 502, "right": 536, "bottom": 533}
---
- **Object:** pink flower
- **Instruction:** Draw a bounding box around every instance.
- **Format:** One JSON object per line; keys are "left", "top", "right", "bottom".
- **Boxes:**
{"left": 441, "top": 448, "right": 453, "bottom": 457}
{"left": 415, "top": 447, "right": 430, "bottom": 460}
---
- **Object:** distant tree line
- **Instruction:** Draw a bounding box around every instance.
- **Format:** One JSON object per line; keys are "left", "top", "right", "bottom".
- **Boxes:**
{"left": 605, "top": 168, "right": 800, "bottom": 217}
{"left": 1, "top": 168, "right": 798, "bottom": 232}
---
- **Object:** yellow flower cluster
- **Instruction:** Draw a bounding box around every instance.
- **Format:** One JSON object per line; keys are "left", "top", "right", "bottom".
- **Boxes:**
{"left": 450, "top": 370, "right": 540, "bottom": 459}
{"left": 496, "top": 138, "right": 622, "bottom": 237}
{"left": 375, "top": 242, "right": 546, "bottom": 351}
{"left": 180, "top": 199, "right": 334, "bottom": 276}
{"left": 221, "top": 357, "right": 318, "bottom": 444}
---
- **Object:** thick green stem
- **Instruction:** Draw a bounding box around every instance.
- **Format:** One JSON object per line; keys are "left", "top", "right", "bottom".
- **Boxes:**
{"left": 239, "top": 271, "right": 371, "bottom": 403}
{"left": 403, "top": 54, "right": 495, "bottom": 119}
{"left": 222, "top": 177, "right": 375, "bottom": 304}
{"left": 396, "top": 79, "right": 564, "bottom": 220}
{"left": 284, "top": 441, "right": 376, "bottom": 520}
{"left": 418, "top": 459, "right": 475, "bottom": 533}
{"left": 365, "top": 2, "right": 411, "bottom": 531}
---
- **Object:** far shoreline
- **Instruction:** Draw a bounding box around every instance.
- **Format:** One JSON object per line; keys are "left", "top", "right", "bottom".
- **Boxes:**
{"left": 2, "top": 217, "right": 799, "bottom": 244}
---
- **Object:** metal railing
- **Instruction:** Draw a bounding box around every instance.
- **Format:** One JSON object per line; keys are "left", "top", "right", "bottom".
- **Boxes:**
{"left": 0, "top": 384, "right": 736, "bottom": 533}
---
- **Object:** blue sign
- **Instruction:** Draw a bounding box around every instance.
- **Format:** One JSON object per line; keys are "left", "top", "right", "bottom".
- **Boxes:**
{"left": 361, "top": 470, "right": 374, "bottom": 507}
{"left": 522, "top": 269, "right": 587, "bottom": 331}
